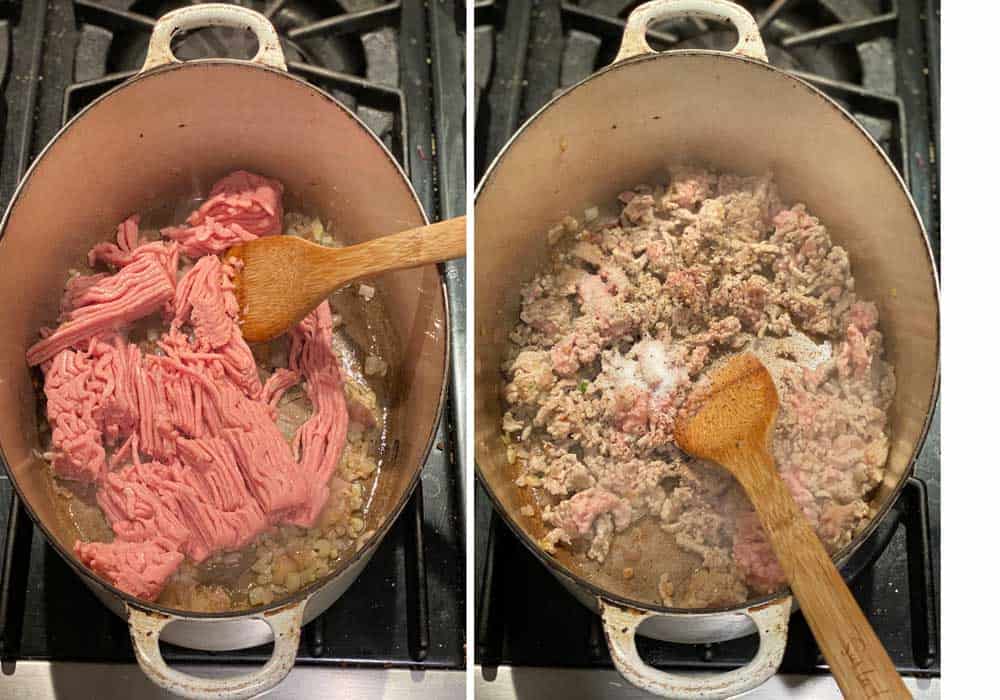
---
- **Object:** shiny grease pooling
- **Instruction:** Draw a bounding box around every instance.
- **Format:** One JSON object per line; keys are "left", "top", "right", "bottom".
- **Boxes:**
{"left": 38, "top": 195, "right": 394, "bottom": 612}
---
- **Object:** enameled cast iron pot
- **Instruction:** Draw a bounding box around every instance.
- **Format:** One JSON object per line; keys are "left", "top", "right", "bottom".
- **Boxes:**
{"left": 474, "top": 1, "right": 939, "bottom": 697}
{"left": 0, "top": 5, "right": 448, "bottom": 699}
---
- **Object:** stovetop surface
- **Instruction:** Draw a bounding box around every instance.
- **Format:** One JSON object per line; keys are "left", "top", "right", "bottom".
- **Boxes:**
{"left": 0, "top": 0, "right": 466, "bottom": 671}
{"left": 474, "top": 0, "right": 939, "bottom": 677}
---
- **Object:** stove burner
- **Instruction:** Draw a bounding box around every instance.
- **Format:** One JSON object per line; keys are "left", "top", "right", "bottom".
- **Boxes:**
{"left": 475, "top": 0, "right": 939, "bottom": 680}
{"left": 568, "top": 0, "right": 887, "bottom": 84}
{"left": 0, "top": 0, "right": 465, "bottom": 675}
{"left": 649, "top": 9, "right": 858, "bottom": 81}
{"left": 70, "top": 1, "right": 404, "bottom": 161}
{"left": 106, "top": 1, "right": 363, "bottom": 77}
{"left": 477, "top": 0, "right": 909, "bottom": 183}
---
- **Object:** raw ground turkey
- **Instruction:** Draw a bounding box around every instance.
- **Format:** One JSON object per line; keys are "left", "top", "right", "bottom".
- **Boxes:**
{"left": 30, "top": 172, "right": 390, "bottom": 611}
{"left": 502, "top": 166, "right": 895, "bottom": 608}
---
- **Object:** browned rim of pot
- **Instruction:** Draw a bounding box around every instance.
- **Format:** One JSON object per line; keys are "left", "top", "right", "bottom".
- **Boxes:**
{"left": 474, "top": 48, "right": 941, "bottom": 617}
{"left": 0, "top": 58, "right": 451, "bottom": 621}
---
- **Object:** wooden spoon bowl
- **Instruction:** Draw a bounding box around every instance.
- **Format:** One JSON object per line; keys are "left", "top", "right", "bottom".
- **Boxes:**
{"left": 228, "top": 215, "right": 466, "bottom": 343}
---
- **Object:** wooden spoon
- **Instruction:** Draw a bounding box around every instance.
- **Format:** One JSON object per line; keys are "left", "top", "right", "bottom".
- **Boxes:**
{"left": 675, "top": 354, "right": 910, "bottom": 700}
{"left": 228, "top": 216, "right": 466, "bottom": 343}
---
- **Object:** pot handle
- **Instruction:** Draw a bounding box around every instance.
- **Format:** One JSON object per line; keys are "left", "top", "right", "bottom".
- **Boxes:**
{"left": 141, "top": 3, "right": 288, "bottom": 73}
{"left": 127, "top": 598, "right": 306, "bottom": 700}
{"left": 599, "top": 595, "right": 792, "bottom": 700}
{"left": 614, "top": 0, "right": 769, "bottom": 64}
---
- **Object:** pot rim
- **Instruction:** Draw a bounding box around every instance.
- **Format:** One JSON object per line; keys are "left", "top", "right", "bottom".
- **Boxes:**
{"left": 0, "top": 57, "right": 451, "bottom": 621}
{"left": 474, "top": 47, "right": 941, "bottom": 618}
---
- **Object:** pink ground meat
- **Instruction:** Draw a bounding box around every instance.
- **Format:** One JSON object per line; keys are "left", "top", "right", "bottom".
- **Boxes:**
{"left": 504, "top": 166, "right": 895, "bottom": 607}
{"left": 31, "top": 171, "right": 352, "bottom": 601}
{"left": 161, "top": 170, "right": 283, "bottom": 257}
{"left": 26, "top": 244, "right": 177, "bottom": 367}
{"left": 77, "top": 538, "right": 186, "bottom": 602}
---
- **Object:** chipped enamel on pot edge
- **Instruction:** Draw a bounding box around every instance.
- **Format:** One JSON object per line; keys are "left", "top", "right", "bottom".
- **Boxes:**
{"left": 141, "top": 3, "right": 287, "bottom": 72}
{"left": 601, "top": 596, "right": 792, "bottom": 700}
{"left": 614, "top": 0, "right": 768, "bottom": 63}
{"left": 128, "top": 599, "right": 306, "bottom": 700}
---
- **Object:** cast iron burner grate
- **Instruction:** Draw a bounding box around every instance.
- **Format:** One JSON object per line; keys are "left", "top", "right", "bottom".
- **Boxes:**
{"left": 475, "top": 0, "right": 938, "bottom": 256}
{"left": 0, "top": 0, "right": 465, "bottom": 674}
{"left": 69, "top": 0, "right": 408, "bottom": 167}
{"left": 474, "top": 0, "right": 939, "bottom": 679}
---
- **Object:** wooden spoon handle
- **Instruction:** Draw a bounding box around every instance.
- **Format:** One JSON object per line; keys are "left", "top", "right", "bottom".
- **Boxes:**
{"left": 734, "top": 446, "right": 911, "bottom": 699}
{"left": 318, "top": 215, "right": 466, "bottom": 286}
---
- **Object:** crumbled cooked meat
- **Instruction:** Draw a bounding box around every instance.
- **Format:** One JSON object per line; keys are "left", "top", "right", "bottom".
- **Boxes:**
{"left": 658, "top": 574, "right": 675, "bottom": 606}
{"left": 504, "top": 166, "right": 894, "bottom": 607}
{"left": 364, "top": 355, "right": 388, "bottom": 377}
{"left": 680, "top": 567, "right": 749, "bottom": 608}
{"left": 503, "top": 350, "right": 555, "bottom": 405}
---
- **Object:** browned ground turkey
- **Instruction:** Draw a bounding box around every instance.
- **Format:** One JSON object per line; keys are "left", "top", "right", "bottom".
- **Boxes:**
{"left": 502, "top": 167, "right": 895, "bottom": 608}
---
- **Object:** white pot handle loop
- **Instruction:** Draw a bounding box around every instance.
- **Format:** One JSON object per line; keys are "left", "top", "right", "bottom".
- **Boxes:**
{"left": 615, "top": 0, "right": 769, "bottom": 64}
{"left": 600, "top": 596, "right": 792, "bottom": 700}
{"left": 127, "top": 599, "right": 306, "bottom": 700}
{"left": 141, "top": 3, "right": 288, "bottom": 73}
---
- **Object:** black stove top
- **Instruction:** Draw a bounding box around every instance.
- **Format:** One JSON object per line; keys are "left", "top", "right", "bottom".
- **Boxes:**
{"left": 475, "top": 0, "right": 940, "bottom": 678}
{"left": 0, "top": 0, "right": 465, "bottom": 673}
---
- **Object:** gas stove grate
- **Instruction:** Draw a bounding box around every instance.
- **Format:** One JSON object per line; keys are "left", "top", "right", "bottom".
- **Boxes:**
{"left": 68, "top": 0, "right": 410, "bottom": 169}
{"left": 0, "top": 0, "right": 464, "bottom": 673}
{"left": 475, "top": 0, "right": 938, "bottom": 245}
{"left": 474, "top": 0, "right": 939, "bottom": 678}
